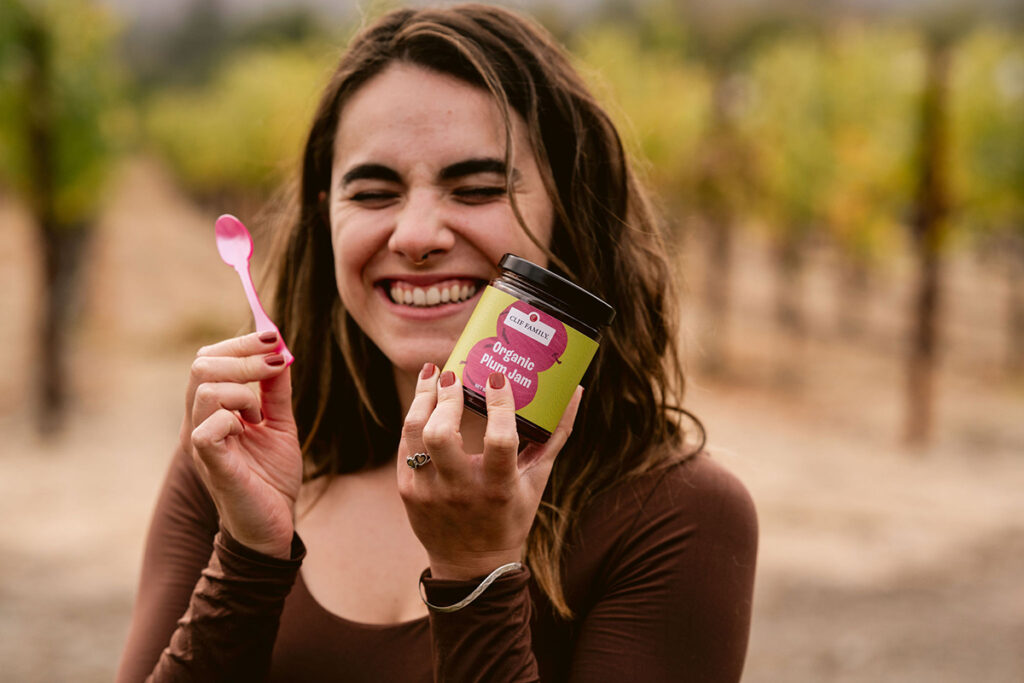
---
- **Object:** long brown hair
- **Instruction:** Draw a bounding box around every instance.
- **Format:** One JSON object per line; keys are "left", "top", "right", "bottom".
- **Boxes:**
{"left": 269, "top": 3, "right": 701, "bottom": 618}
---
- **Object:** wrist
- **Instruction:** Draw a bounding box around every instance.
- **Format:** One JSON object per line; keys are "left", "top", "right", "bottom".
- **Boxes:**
{"left": 221, "top": 522, "right": 295, "bottom": 561}
{"left": 218, "top": 524, "right": 306, "bottom": 565}
{"left": 420, "top": 562, "right": 525, "bottom": 613}
{"left": 243, "top": 540, "right": 294, "bottom": 561}
{"left": 428, "top": 550, "right": 523, "bottom": 581}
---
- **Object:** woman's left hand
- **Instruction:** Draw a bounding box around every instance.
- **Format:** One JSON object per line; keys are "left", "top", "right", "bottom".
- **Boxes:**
{"left": 397, "top": 364, "right": 582, "bottom": 580}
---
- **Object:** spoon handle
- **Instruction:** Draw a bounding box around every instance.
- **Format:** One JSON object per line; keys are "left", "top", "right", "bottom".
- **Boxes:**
{"left": 235, "top": 262, "right": 294, "bottom": 366}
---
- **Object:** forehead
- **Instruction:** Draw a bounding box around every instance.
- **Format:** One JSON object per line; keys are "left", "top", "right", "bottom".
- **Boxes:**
{"left": 333, "top": 63, "right": 518, "bottom": 164}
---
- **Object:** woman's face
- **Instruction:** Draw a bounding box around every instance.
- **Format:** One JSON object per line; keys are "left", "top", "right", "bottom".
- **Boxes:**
{"left": 328, "top": 62, "right": 554, "bottom": 377}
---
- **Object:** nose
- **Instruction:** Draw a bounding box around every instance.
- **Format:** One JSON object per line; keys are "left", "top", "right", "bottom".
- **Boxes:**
{"left": 387, "top": 188, "right": 455, "bottom": 265}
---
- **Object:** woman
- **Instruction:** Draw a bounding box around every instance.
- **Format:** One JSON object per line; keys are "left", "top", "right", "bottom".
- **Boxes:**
{"left": 117, "top": 5, "right": 758, "bottom": 681}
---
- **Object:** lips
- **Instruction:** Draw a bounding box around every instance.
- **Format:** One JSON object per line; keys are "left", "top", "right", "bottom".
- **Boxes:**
{"left": 382, "top": 277, "right": 484, "bottom": 308}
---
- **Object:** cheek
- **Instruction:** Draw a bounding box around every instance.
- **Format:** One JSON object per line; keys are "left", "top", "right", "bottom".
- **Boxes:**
{"left": 330, "top": 206, "right": 387, "bottom": 271}
{"left": 329, "top": 223, "right": 378, "bottom": 305}
{"left": 458, "top": 202, "right": 553, "bottom": 262}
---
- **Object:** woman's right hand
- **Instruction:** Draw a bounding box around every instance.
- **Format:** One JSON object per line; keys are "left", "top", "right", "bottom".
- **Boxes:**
{"left": 180, "top": 331, "right": 301, "bottom": 559}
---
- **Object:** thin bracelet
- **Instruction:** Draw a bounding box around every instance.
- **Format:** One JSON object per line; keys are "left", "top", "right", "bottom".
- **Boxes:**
{"left": 419, "top": 562, "right": 524, "bottom": 613}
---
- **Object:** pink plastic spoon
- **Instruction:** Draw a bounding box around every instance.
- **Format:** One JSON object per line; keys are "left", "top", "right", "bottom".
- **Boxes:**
{"left": 214, "top": 214, "right": 294, "bottom": 366}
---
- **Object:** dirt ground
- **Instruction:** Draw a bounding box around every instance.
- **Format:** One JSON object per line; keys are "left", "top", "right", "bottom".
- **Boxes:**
{"left": 1, "top": 159, "right": 1022, "bottom": 682}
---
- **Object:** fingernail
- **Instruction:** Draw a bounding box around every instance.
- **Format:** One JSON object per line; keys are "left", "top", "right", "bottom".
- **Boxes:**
{"left": 259, "top": 331, "right": 278, "bottom": 344}
{"left": 439, "top": 370, "right": 456, "bottom": 388}
{"left": 420, "top": 362, "right": 436, "bottom": 380}
{"left": 488, "top": 372, "right": 505, "bottom": 390}
{"left": 265, "top": 353, "right": 285, "bottom": 367}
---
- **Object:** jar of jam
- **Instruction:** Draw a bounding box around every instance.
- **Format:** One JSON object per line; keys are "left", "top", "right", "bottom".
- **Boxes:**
{"left": 442, "top": 253, "right": 615, "bottom": 442}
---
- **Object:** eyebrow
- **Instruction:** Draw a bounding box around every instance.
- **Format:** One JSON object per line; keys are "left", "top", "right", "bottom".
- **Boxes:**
{"left": 440, "top": 158, "right": 518, "bottom": 182}
{"left": 340, "top": 157, "right": 518, "bottom": 187}
{"left": 341, "top": 163, "right": 401, "bottom": 186}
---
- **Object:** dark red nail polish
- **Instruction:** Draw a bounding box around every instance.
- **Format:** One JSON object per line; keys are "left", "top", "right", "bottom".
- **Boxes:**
{"left": 265, "top": 353, "right": 285, "bottom": 367}
{"left": 488, "top": 372, "right": 505, "bottom": 390}
{"left": 439, "top": 370, "right": 456, "bottom": 388}
{"left": 259, "top": 331, "right": 278, "bottom": 344}
{"left": 420, "top": 362, "right": 436, "bottom": 380}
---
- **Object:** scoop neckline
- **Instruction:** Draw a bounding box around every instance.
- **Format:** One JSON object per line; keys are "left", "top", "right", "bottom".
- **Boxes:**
{"left": 296, "top": 568, "right": 430, "bottom": 630}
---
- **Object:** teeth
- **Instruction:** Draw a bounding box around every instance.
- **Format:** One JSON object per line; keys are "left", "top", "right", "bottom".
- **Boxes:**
{"left": 389, "top": 281, "right": 478, "bottom": 307}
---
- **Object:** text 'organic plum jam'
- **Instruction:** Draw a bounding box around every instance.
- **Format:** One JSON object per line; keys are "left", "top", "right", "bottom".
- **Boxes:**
{"left": 442, "top": 254, "right": 615, "bottom": 442}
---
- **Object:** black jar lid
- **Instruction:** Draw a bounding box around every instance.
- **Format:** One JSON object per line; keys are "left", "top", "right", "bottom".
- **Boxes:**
{"left": 499, "top": 254, "right": 616, "bottom": 327}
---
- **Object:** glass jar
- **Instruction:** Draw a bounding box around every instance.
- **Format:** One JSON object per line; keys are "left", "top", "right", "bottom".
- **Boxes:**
{"left": 442, "top": 253, "right": 615, "bottom": 442}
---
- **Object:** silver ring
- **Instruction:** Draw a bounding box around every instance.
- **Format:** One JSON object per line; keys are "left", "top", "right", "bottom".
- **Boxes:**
{"left": 407, "top": 452, "right": 431, "bottom": 469}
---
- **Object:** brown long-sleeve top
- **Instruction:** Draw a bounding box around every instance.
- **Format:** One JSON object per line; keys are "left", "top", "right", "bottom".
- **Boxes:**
{"left": 117, "top": 447, "right": 758, "bottom": 682}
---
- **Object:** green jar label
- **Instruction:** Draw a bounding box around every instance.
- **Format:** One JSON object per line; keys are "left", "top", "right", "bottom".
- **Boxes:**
{"left": 443, "top": 285, "right": 599, "bottom": 433}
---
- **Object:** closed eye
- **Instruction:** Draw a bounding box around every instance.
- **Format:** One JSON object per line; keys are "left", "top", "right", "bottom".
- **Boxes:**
{"left": 350, "top": 190, "right": 400, "bottom": 206}
{"left": 453, "top": 186, "right": 507, "bottom": 204}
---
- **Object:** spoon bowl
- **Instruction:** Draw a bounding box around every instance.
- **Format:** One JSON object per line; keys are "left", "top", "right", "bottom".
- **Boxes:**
{"left": 215, "top": 214, "right": 254, "bottom": 267}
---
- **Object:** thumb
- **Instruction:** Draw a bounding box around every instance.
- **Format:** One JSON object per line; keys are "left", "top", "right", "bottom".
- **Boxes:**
{"left": 521, "top": 385, "right": 582, "bottom": 484}
{"left": 259, "top": 364, "right": 294, "bottom": 424}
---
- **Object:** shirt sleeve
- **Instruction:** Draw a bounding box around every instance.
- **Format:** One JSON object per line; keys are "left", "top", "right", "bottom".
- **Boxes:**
{"left": 422, "top": 567, "right": 538, "bottom": 682}
{"left": 146, "top": 527, "right": 305, "bottom": 681}
{"left": 115, "top": 446, "right": 304, "bottom": 682}
{"left": 421, "top": 455, "right": 758, "bottom": 683}
{"left": 567, "top": 456, "right": 759, "bottom": 682}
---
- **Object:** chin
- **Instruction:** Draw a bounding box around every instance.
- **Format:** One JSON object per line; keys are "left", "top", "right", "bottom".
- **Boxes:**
{"left": 385, "top": 341, "right": 457, "bottom": 375}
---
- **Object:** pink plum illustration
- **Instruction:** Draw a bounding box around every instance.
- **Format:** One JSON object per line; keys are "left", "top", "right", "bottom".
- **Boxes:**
{"left": 496, "top": 302, "right": 567, "bottom": 372}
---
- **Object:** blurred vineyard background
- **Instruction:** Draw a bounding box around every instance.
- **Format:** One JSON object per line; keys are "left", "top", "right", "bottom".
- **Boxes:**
{"left": 1, "top": 0, "right": 1022, "bottom": 681}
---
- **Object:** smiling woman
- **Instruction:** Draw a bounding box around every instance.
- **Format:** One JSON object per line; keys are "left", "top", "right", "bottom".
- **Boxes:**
{"left": 117, "top": 4, "right": 757, "bottom": 682}
{"left": 328, "top": 62, "right": 553, "bottom": 380}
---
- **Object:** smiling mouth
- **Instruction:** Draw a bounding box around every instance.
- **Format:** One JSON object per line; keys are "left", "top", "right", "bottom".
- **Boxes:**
{"left": 383, "top": 278, "right": 484, "bottom": 308}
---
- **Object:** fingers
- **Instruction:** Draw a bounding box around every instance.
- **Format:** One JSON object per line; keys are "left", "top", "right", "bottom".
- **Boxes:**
{"left": 190, "top": 350, "right": 287, "bottom": 389}
{"left": 259, "top": 363, "right": 294, "bottom": 424}
{"left": 549, "top": 385, "right": 583, "bottom": 451}
{"left": 401, "top": 363, "right": 440, "bottom": 471}
{"left": 187, "top": 332, "right": 288, "bottom": 422}
{"left": 401, "top": 366, "right": 579, "bottom": 489}
{"left": 482, "top": 372, "right": 520, "bottom": 482}
{"left": 421, "top": 369, "right": 466, "bottom": 471}
{"left": 191, "top": 408, "right": 246, "bottom": 479}
{"left": 196, "top": 330, "right": 281, "bottom": 359}
{"left": 192, "top": 382, "right": 262, "bottom": 428}
{"left": 520, "top": 385, "right": 583, "bottom": 485}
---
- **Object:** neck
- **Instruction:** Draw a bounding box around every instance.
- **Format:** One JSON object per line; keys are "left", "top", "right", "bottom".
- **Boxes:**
{"left": 394, "top": 365, "right": 420, "bottom": 416}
